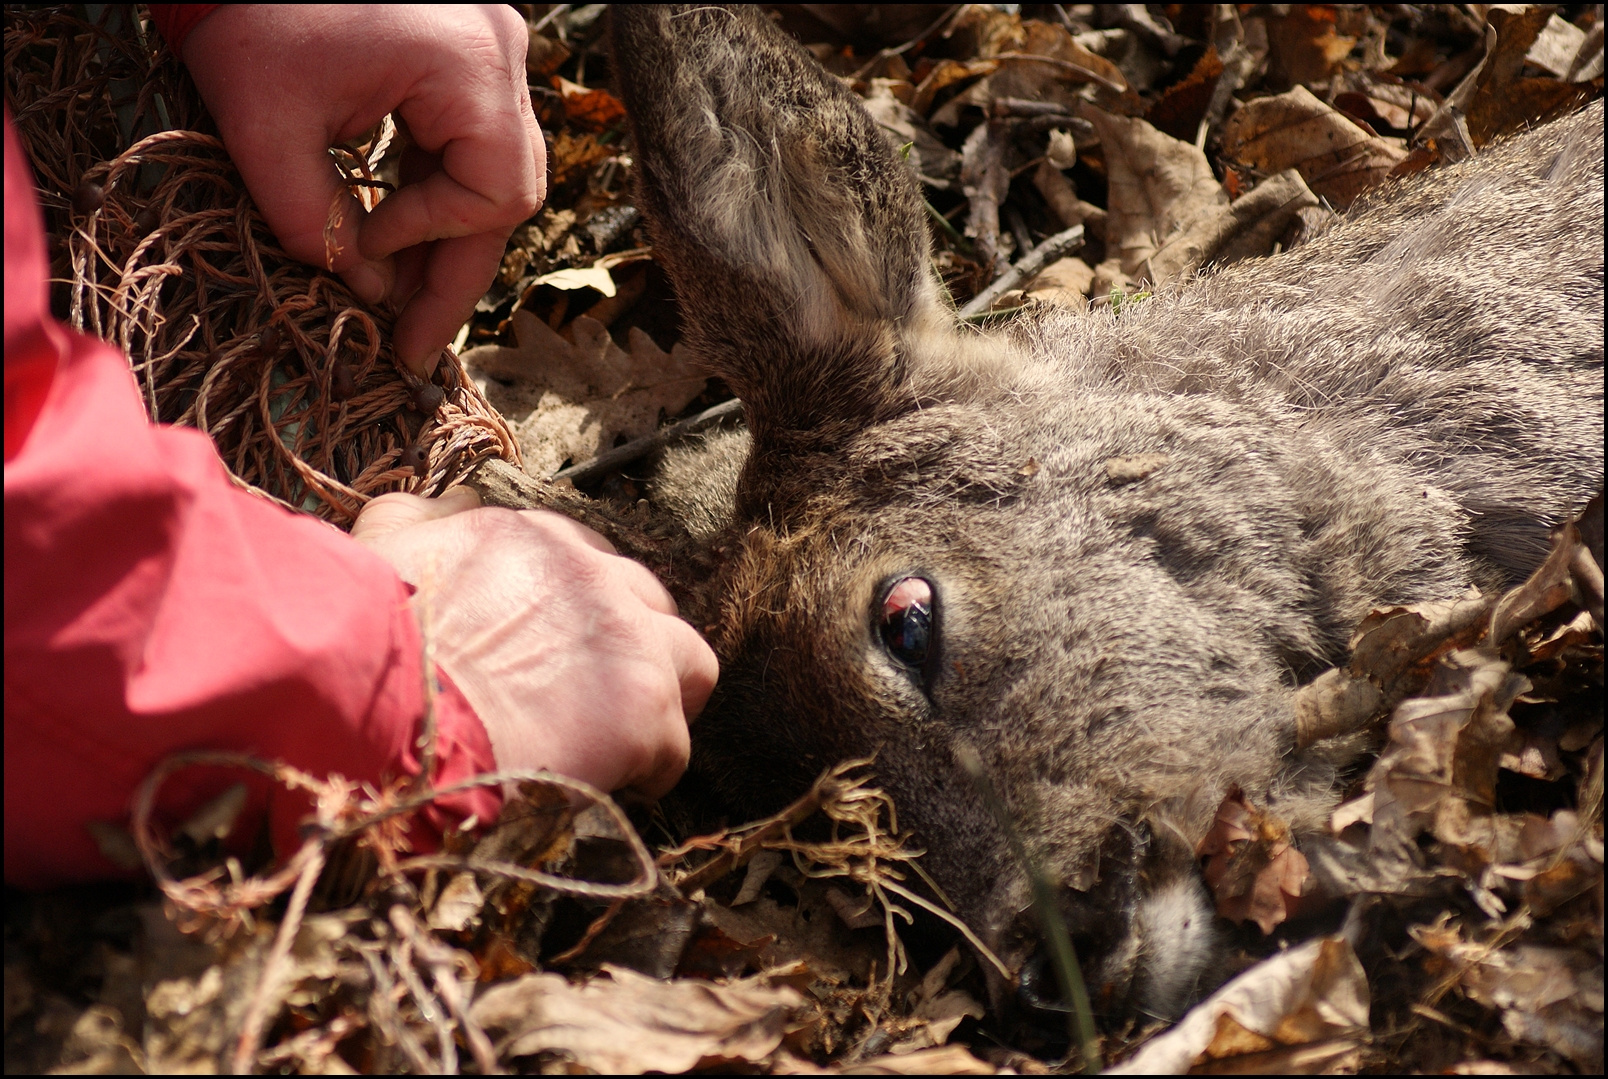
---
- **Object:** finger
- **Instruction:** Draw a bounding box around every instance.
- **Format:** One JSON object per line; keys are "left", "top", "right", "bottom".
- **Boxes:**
{"left": 357, "top": 69, "right": 545, "bottom": 263}
{"left": 662, "top": 617, "right": 720, "bottom": 722}
{"left": 180, "top": 8, "right": 392, "bottom": 299}
{"left": 625, "top": 691, "right": 694, "bottom": 802}
{"left": 224, "top": 121, "right": 388, "bottom": 292}
{"left": 609, "top": 556, "right": 681, "bottom": 619}
{"left": 386, "top": 241, "right": 432, "bottom": 322}
{"left": 356, "top": 122, "right": 542, "bottom": 264}
{"left": 351, "top": 486, "right": 481, "bottom": 545}
{"left": 389, "top": 230, "right": 510, "bottom": 376}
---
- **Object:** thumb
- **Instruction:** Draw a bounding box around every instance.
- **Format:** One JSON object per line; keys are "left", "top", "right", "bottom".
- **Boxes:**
{"left": 351, "top": 485, "right": 482, "bottom": 545}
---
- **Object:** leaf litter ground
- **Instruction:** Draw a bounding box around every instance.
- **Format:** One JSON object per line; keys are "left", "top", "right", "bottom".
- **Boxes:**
{"left": 5, "top": 4, "right": 1603, "bottom": 1074}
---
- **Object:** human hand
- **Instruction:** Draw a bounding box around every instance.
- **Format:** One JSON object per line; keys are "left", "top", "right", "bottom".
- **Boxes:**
{"left": 182, "top": 5, "right": 545, "bottom": 378}
{"left": 351, "top": 488, "right": 718, "bottom": 800}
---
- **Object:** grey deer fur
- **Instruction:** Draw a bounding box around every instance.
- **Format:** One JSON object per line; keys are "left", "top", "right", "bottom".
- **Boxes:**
{"left": 609, "top": 5, "right": 1604, "bottom": 1022}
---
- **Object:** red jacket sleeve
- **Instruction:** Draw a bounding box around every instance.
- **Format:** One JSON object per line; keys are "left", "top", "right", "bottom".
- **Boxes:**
{"left": 4, "top": 111, "right": 500, "bottom": 889}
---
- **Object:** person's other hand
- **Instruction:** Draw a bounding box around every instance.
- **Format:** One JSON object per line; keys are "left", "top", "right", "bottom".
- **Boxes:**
{"left": 183, "top": 5, "right": 545, "bottom": 378}
{"left": 351, "top": 488, "right": 717, "bottom": 800}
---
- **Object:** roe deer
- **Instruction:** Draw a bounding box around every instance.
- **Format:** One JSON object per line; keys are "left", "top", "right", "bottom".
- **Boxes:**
{"left": 609, "top": 5, "right": 1604, "bottom": 1023}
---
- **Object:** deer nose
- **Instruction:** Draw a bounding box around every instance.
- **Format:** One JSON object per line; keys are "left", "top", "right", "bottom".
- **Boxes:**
{"left": 1016, "top": 951, "right": 1076, "bottom": 1018}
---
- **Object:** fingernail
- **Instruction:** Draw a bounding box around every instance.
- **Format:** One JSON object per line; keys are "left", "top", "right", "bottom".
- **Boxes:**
{"left": 344, "top": 261, "right": 389, "bottom": 305}
{"left": 397, "top": 349, "right": 438, "bottom": 381}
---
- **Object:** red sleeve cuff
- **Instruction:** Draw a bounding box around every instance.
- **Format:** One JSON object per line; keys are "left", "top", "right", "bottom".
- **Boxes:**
{"left": 146, "top": 5, "right": 221, "bottom": 63}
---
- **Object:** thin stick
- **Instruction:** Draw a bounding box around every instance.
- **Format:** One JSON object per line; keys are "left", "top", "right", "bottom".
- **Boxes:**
{"left": 548, "top": 898, "right": 629, "bottom": 965}
{"left": 229, "top": 843, "right": 327, "bottom": 1075}
{"left": 849, "top": 5, "right": 966, "bottom": 80}
{"left": 553, "top": 398, "right": 743, "bottom": 486}
{"left": 959, "top": 226, "right": 1084, "bottom": 318}
{"left": 358, "top": 944, "right": 436, "bottom": 1074}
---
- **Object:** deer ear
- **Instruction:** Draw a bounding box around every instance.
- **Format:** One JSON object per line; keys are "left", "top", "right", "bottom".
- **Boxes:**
{"left": 610, "top": 6, "right": 958, "bottom": 449}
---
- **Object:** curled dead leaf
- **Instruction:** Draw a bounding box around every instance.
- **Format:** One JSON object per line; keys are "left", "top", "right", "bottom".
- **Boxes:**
{"left": 911, "top": 58, "right": 999, "bottom": 118}
{"left": 1079, "top": 103, "right": 1227, "bottom": 281}
{"left": 553, "top": 75, "right": 626, "bottom": 133}
{"left": 863, "top": 79, "right": 961, "bottom": 187}
{"left": 1412, "top": 929, "right": 1604, "bottom": 1069}
{"left": 1220, "top": 85, "right": 1408, "bottom": 209}
{"left": 1147, "top": 167, "right": 1321, "bottom": 285}
{"left": 468, "top": 963, "right": 805, "bottom": 1072}
{"left": 1492, "top": 509, "right": 1602, "bottom": 644}
{"left": 1198, "top": 789, "right": 1312, "bottom": 934}
{"left": 1332, "top": 71, "right": 1439, "bottom": 132}
{"left": 1366, "top": 648, "right": 1528, "bottom": 866}
{"left": 1107, "top": 936, "right": 1368, "bottom": 1074}
{"left": 1419, "top": 8, "right": 1600, "bottom": 158}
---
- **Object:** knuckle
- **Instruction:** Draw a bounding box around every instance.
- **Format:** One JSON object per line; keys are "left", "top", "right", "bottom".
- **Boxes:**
{"left": 464, "top": 505, "right": 528, "bottom": 540}
{"left": 507, "top": 185, "right": 544, "bottom": 224}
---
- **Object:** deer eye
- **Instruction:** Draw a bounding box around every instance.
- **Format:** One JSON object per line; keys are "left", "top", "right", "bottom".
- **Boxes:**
{"left": 879, "top": 576, "right": 935, "bottom": 672}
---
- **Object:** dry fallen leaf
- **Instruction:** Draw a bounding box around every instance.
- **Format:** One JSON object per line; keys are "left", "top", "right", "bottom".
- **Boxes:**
{"left": 1145, "top": 44, "right": 1225, "bottom": 141}
{"left": 547, "top": 129, "right": 617, "bottom": 187}
{"left": 1332, "top": 70, "right": 1439, "bottom": 132}
{"left": 1413, "top": 929, "right": 1604, "bottom": 1069}
{"left": 1147, "top": 167, "right": 1321, "bottom": 285}
{"left": 1525, "top": 13, "right": 1590, "bottom": 79}
{"left": 863, "top": 78, "right": 961, "bottom": 187}
{"left": 1078, "top": 104, "right": 1227, "bottom": 283}
{"left": 463, "top": 310, "right": 706, "bottom": 478}
{"left": 911, "top": 58, "right": 999, "bottom": 118}
{"left": 1457, "top": 7, "right": 1601, "bottom": 147}
{"left": 1263, "top": 5, "right": 1356, "bottom": 90}
{"left": 1220, "top": 84, "right": 1408, "bottom": 209}
{"left": 1294, "top": 591, "right": 1493, "bottom": 750}
{"left": 1366, "top": 648, "right": 1528, "bottom": 868}
{"left": 469, "top": 963, "right": 805, "bottom": 1073}
{"left": 1107, "top": 936, "right": 1369, "bottom": 1074}
{"left": 839, "top": 1044, "right": 998, "bottom": 1074}
{"left": 426, "top": 871, "right": 484, "bottom": 933}
{"left": 911, "top": 988, "right": 986, "bottom": 1046}
{"left": 1198, "top": 789, "right": 1312, "bottom": 934}
{"left": 535, "top": 264, "right": 617, "bottom": 297}
{"left": 553, "top": 75, "right": 627, "bottom": 133}
{"left": 1491, "top": 514, "right": 1595, "bottom": 645}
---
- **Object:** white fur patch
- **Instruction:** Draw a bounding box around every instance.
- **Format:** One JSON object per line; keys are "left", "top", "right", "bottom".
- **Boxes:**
{"left": 1131, "top": 876, "right": 1217, "bottom": 1021}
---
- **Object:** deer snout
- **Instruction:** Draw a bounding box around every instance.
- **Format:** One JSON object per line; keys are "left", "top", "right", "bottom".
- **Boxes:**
{"left": 990, "top": 847, "right": 1219, "bottom": 1032}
